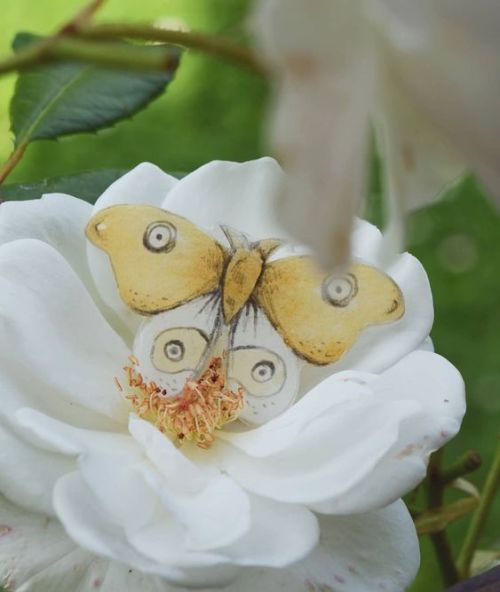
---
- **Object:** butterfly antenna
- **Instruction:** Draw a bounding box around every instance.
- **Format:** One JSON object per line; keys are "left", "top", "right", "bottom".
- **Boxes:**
{"left": 197, "top": 291, "right": 219, "bottom": 315}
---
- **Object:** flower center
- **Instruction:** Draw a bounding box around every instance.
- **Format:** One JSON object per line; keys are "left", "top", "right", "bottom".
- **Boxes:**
{"left": 118, "top": 356, "right": 245, "bottom": 449}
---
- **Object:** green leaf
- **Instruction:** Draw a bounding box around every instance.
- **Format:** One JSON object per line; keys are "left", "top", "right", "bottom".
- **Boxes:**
{"left": 10, "top": 33, "right": 180, "bottom": 148}
{"left": 0, "top": 169, "right": 185, "bottom": 204}
{"left": 0, "top": 169, "right": 127, "bottom": 203}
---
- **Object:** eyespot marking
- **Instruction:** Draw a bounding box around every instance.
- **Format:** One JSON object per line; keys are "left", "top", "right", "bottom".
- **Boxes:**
{"left": 143, "top": 221, "right": 177, "bottom": 253}
{"left": 322, "top": 273, "right": 358, "bottom": 307}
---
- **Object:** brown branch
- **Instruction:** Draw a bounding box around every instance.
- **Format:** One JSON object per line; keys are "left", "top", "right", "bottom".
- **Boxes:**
{"left": 0, "top": 143, "right": 27, "bottom": 185}
{"left": 59, "top": 0, "right": 107, "bottom": 35}
{"left": 441, "top": 450, "right": 482, "bottom": 486}
{"left": 427, "top": 450, "right": 461, "bottom": 587}
{"left": 415, "top": 497, "right": 479, "bottom": 536}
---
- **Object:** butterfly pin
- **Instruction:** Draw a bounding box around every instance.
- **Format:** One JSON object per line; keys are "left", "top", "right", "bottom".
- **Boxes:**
{"left": 86, "top": 205, "right": 404, "bottom": 426}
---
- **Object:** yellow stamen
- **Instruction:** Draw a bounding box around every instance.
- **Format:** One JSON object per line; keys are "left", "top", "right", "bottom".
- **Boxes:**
{"left": 123, "top": 357, "right": 244, "bottom": 449}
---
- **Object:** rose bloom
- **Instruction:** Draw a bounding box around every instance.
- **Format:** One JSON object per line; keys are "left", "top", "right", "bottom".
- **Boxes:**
{"left": 0, "top": 159, "right": 464, "bottom": 591}
{"left": 253, "top": 0, "right": 500, "bottom": 267}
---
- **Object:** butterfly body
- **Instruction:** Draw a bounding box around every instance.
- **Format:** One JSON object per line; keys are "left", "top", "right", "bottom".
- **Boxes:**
{"left": 221, "top": 247, "right": 266, "bottom": 325}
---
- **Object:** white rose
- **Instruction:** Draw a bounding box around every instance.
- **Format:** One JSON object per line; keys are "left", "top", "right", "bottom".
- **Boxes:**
{"left": 0, "top": 159, "right": 464, "bottom": 591}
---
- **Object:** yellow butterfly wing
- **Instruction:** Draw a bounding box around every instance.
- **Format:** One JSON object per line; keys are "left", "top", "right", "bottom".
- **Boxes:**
{"left": 86, "top": 204, "right": 226, "bottom": 314}
{"left": 254, "top": 257, "right": 404, "bottom": 365}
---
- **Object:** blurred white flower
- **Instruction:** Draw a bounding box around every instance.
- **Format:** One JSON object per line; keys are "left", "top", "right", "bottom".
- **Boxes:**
{"left": 0, "top": 160, "right": 465, "bottom": 591}
{"left": 253, "top": 0, "right": 500, "bottom": 268}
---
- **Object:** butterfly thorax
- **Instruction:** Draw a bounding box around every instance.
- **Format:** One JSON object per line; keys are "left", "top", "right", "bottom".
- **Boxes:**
{"left": 221, "top": 239, "right": 282, "bottom": 325}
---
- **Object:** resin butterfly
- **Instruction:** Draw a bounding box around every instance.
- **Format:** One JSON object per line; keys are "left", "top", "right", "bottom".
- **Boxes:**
{"left": 86, "top": 205, "right": 404, "bottom": 425}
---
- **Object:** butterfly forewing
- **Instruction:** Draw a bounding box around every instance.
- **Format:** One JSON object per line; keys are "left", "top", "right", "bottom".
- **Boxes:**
{"left": 255, "top": 257, "right": 405, "bottom": 365}
{"left": 86, "top": 205, "right": 226, "bottom": 314}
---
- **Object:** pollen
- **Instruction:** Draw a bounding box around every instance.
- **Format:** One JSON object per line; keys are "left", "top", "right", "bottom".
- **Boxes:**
{"left": 121, "top": 357, "right": 245, "bottom": 449}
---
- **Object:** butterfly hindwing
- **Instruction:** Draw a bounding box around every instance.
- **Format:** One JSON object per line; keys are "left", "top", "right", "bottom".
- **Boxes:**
{"left": 228, "top": 305, "right": 301, "bottom": 426}
{"left": 255, "top": 257, "right": 404, "bottom": 365}
{"left": 86, "top": 204, "right": 226, "bottom": 314}
{"left": 133, "top": 294, "right": 221, "bottom": 395}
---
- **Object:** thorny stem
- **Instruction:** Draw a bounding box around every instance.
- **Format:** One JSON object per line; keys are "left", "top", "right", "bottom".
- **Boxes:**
{"left": 78, "top": 23, "right": 266, "bottom": 75}
{"left": 0, "top": 39, "right": 53, "bottom": 76}
{"left": 427, "top": 450, "right": 460, "bottom": 587}
{"left": 0, "top": 26, "right": 264, "bottom": 78}
{"left": 457, "top": 439, "right": 500, "bottom": 579}
{"left": 44, "top": 38, "right": 180, "bottom": 72}
{"left": 0, "top": 37, "right": 180, "bottom": 76}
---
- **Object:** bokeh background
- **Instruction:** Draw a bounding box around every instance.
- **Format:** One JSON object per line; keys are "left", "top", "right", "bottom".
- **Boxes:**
{"left": 1, "top": 1, "right": 499, "bottom": 590}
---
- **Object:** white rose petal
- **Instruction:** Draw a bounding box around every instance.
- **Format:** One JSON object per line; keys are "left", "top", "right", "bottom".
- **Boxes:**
{"left": 0, "top": 421, "right": 73, "bottom": 516}
{"left": 0, "top": 194, "right": 128, "bottom": 335}
{"left": 163, "top": 157, "right": 289, "bottom": 242}
{"left": 0, "top": 239, "right": 129, "bottom": 423}
{"left": 216, "top": 350, "right": 464, "bottom": 513}
{"left": 0, "top": 495, "right": 76, "bottom": 591}
{"left": 0, "top": 194, "right": 92, "bottom": 285}
{"left": 154, "top": 500, "right": 419, "bottom": 592}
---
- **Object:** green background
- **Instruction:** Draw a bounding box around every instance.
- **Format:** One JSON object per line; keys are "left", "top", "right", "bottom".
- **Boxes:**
{"left": 1, "top": 1, "right": 499, "bottom": 591}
